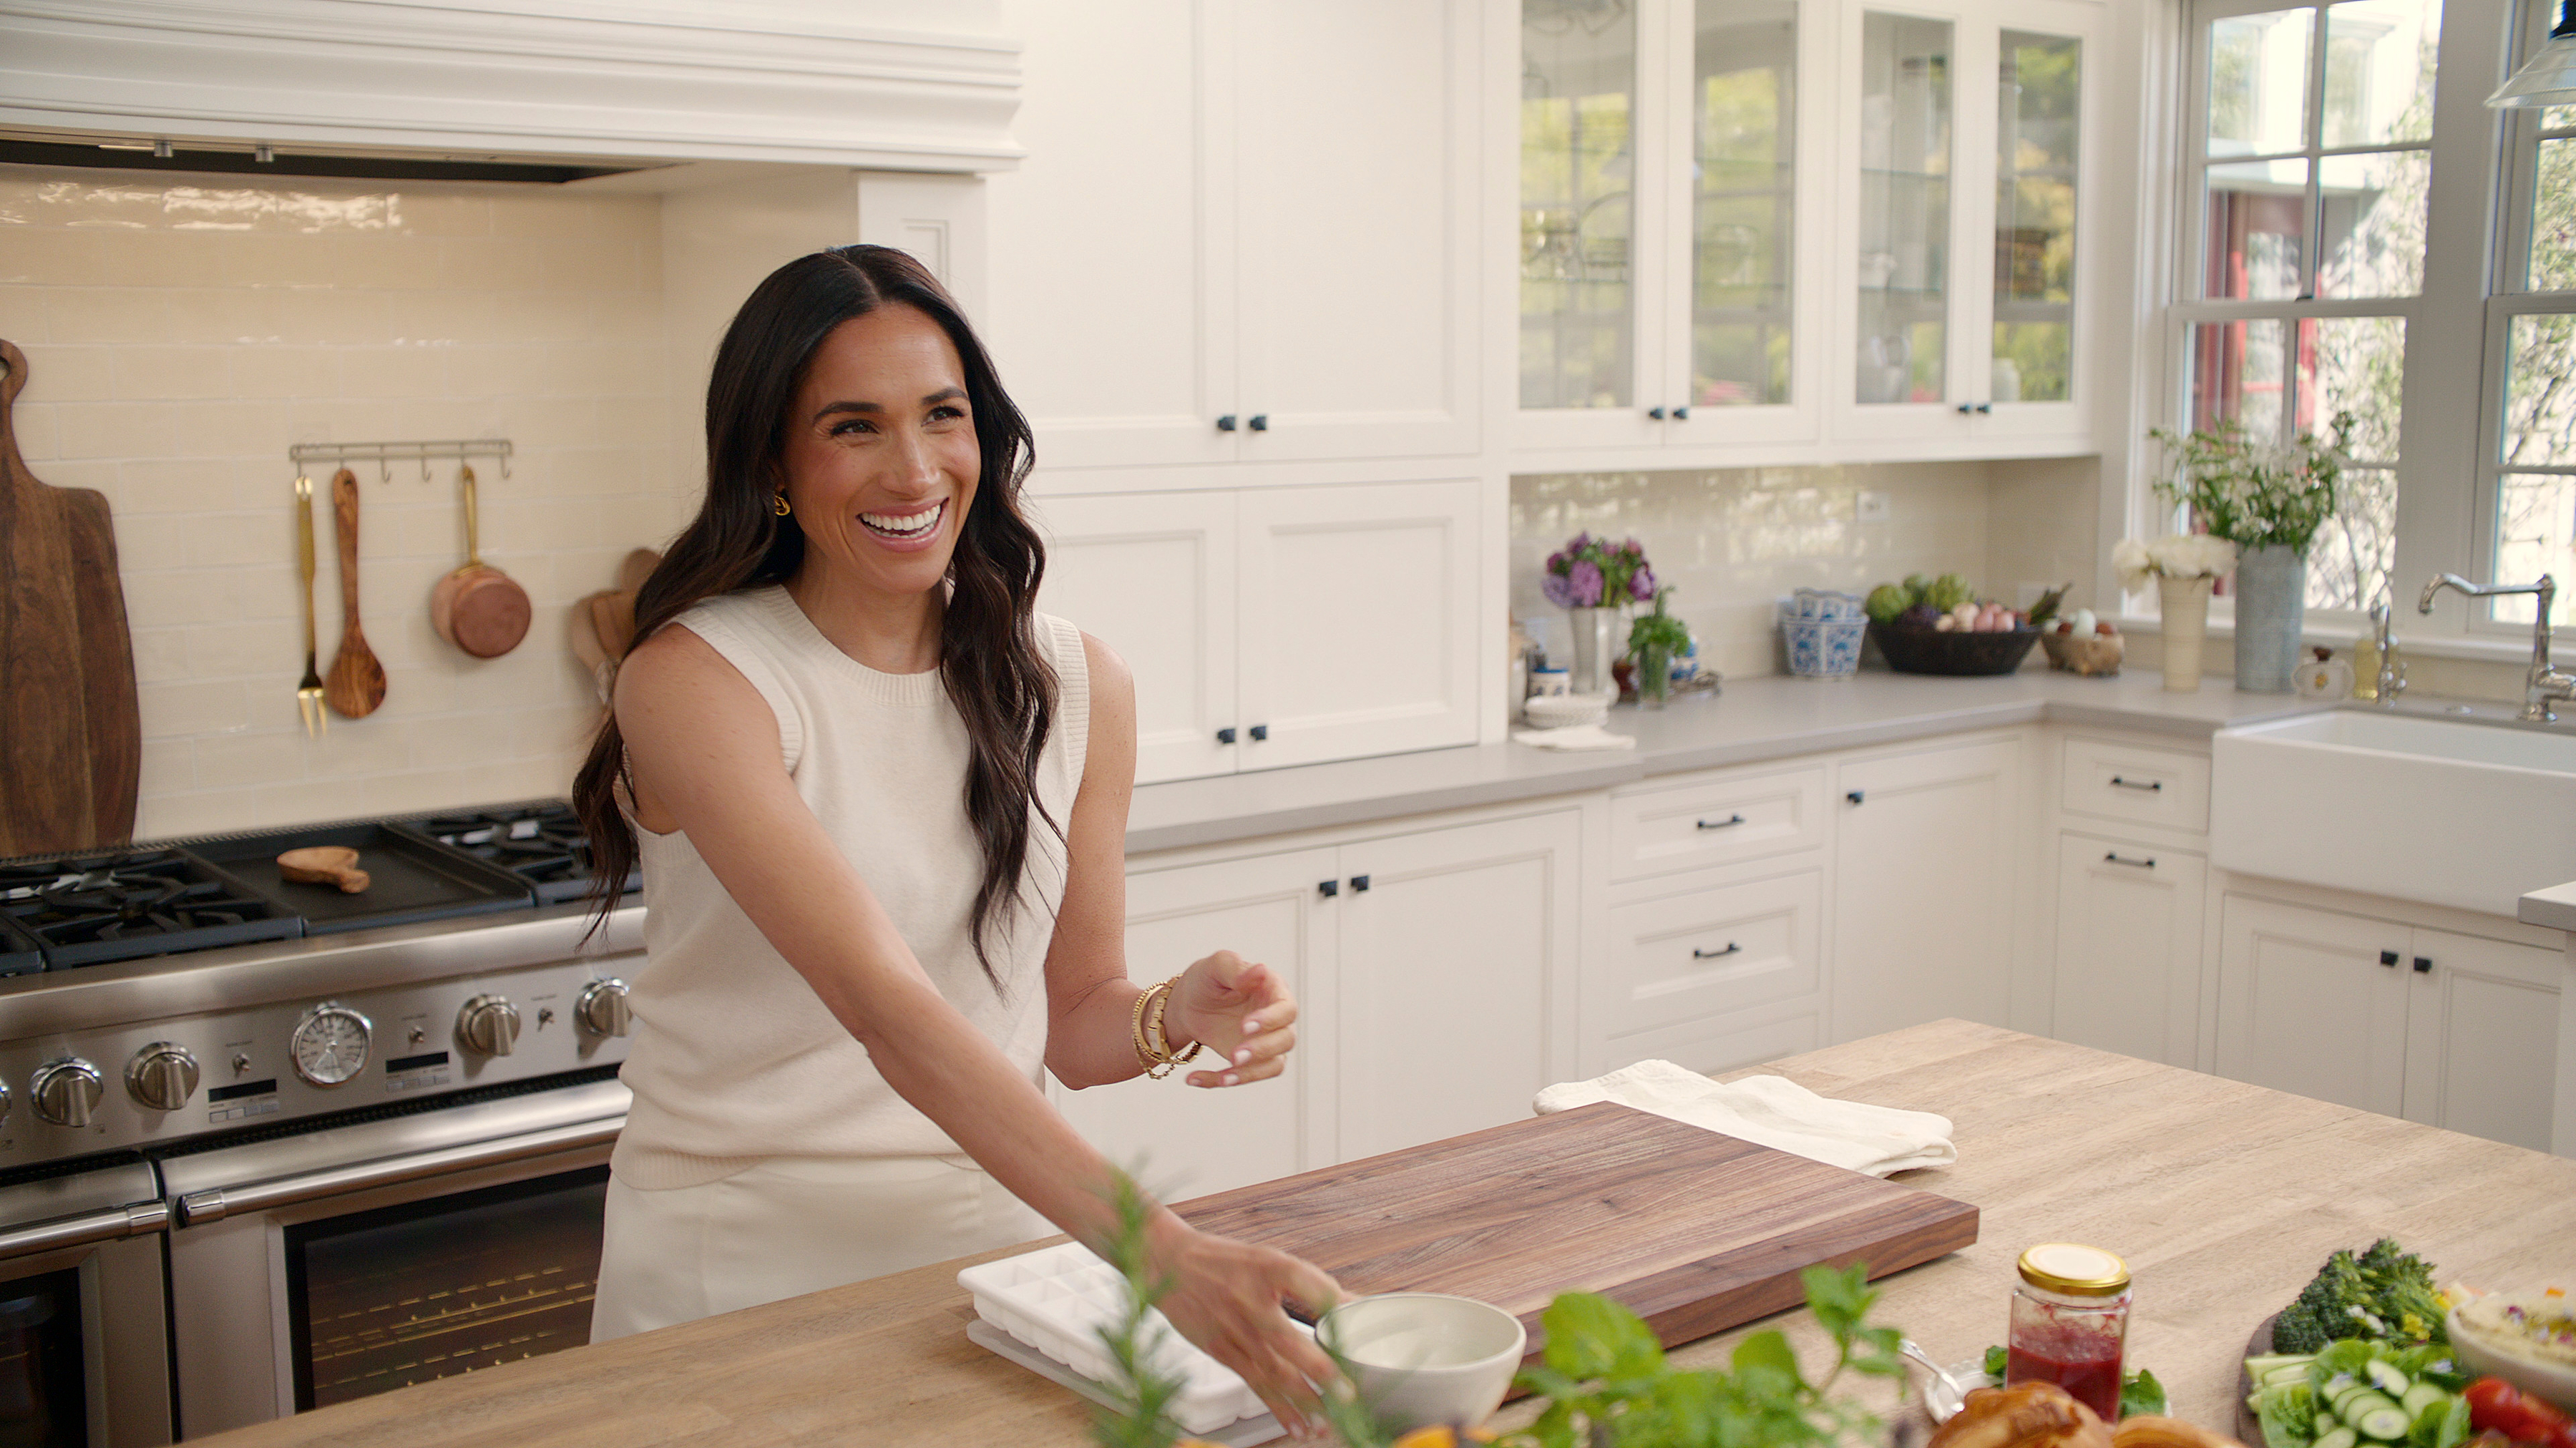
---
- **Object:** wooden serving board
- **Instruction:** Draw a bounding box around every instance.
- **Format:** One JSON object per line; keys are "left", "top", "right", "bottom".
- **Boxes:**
{"left": 1176, "top": 1101, "right": 1979, "bottom": 1360}
{"left": 0, "top": 340, "right": 140, "bottom": 856}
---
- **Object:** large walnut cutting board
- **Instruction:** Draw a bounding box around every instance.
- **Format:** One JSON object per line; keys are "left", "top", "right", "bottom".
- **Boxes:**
{"left": 1176, "top": 1102, "right": 1978, "bottom": 1358}
{"left": 0, "top": 340, "right": 140, "bottom": 856}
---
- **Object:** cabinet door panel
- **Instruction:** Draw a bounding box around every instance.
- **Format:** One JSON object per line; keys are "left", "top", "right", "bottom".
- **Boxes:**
{"left": 1596, "top": 869, "right": 1822, "bottom": 1040}
{"left": 1052, "top": 847, "right": 1337, "bottom": 1200}
{"left": 2049, "top": 834, "right": 2205, "bottom": 1066}
{"left": 1829, "top": 738, "right": 2021, "bottom": 1042}
{"left": 2403, "top": 929, "right": 2561, "bottom": 1152}
{"left": 1334, "top": 812, "right": 1577, "bottom": 1162}
{"left": 1029, "top": 491, "right": 1238, "bottom": 785}
{"left": 1235, "top": 0, "right": 1476, "bottom": 460}
{"left": 1235, "top": 481, "right": 1479, "bottom": 771}
{"left": 2215, "top": 896, "right": 2408, "bottom": 1117}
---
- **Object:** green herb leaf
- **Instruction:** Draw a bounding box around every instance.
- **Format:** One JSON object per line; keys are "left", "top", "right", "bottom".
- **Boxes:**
{"left": 1541, "top": 1291, "right": 1665, "bottom": 1382}
{"left": 1986, "top": 1345, "right": 2010, "bottom": 1380}
{"left": 2122, "top": 1368, "right": 2170, "bottom": 1419}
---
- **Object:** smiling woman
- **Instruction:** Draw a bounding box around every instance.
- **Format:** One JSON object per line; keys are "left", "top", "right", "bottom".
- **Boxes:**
{"left": 563, "top": 248, "right": 1342, "bottom": 1431}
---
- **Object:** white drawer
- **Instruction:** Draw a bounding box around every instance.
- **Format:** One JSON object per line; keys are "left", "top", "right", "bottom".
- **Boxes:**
{"left": 1591, "top": 870, "right": 1822, "bottom": 1040}
{"left": 2060, "top": 735, "right": 2210, "bottom": 834}
{"left": 1607, "top": 765, "right": 1829, "bottom": 883}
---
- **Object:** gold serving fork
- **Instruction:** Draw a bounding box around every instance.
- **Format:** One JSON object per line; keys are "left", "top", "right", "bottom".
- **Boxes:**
{"left": 294, "top": 474, "right": 326, "bottom": 736}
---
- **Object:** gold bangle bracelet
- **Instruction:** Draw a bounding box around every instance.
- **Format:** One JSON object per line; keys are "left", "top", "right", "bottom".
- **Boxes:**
{"left": 1130, "top": 978, "right": 1201, "bottom": 1080}
{"left": 1146, "top": 978, "right": 1201, "bottom": 1072}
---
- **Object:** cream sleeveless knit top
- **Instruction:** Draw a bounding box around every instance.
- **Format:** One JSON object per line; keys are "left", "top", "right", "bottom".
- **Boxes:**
{"left": 610, "top": 587, "right": 1089, "bottom": 1190}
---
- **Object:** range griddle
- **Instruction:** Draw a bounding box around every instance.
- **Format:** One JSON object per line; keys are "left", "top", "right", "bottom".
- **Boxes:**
{"left": 180, "top": 822, "right": 534, "bottom": 934}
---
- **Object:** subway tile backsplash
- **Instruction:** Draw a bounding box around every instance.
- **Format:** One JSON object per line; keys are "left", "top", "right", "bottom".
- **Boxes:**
{"left": 1, "top": 170, "right": 692, "bottom": 838}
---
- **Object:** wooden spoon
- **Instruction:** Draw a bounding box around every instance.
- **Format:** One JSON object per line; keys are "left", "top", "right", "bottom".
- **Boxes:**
{"left": 278, "top": 846, "right": 370, "bottom": 893}
{"left": 617, "top": 547, "right": 660, "bottom": 597}
{"left": 323, "top": 468, "right": 387, "bottom": 718}
{"left": 570, "top": 588, "right": 616, "bottom": 705}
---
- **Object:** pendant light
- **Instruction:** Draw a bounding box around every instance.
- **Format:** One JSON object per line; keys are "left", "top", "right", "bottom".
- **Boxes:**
{"left": 2490, "top": 0, "right": 2576, "bottom": 108}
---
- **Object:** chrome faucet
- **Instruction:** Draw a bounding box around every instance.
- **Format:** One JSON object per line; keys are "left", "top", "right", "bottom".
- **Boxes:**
{"left": 2418, "top": 572, "right": 2575, "bottom": 722}
{"left": 2368, "top": 600, "right": 2404, "bottom": 704}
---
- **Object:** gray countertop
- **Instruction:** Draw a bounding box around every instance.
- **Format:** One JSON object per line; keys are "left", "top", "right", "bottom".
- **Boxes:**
{"left": 1125, "top": 669, "right": 2332, "bottom": 855}
{"left": 2519, "top": 880, "right": 2576, "bottom": 932}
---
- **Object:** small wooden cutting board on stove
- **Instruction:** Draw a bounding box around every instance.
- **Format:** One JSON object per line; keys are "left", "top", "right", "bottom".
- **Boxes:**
{"left": 1176, "top": 1102, "right": 1978, "bottom": 1359}
{"left": 0, "top": 339, "right": 141, "bottom": 856}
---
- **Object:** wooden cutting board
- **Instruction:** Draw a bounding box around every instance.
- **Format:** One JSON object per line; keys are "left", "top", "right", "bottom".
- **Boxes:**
{"left": 0, "top": 340, "right": 140, "bottom": 856}
{"left": 1176, "top": 1102, "right": 1978, "bottom": 1359}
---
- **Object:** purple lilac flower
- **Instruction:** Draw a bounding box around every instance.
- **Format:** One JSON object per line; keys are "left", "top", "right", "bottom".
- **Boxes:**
{"left": 1630, "top": 565, "right": 1657, "bottom": 602}
{"left": 1541, "top": 572, "right": 1576, "bottom": 607}
{"left": 1567, "top": 559, "right": 1604, "bottom": 607}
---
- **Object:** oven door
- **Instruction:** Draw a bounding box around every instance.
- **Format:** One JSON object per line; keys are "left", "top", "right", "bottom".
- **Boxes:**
{"left": 159, "top": 1077, "right": 625, "bottom": 1437}
{"left": 0, "top": 1159, "right": 172, "bottom": 1448}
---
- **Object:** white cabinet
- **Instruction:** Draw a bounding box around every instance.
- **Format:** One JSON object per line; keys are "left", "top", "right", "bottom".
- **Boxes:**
{"left": 1586, "top": 866, "right": 1827, "bottom": 1078}
{"left": 1829, "top": 734, "right": 2024, "bottom": 1042}
{"left": 1053, "top": 848, "right": 1337, "bottom": 1200}
{"left": 2216, "top": 895, "right": 2562, "bottom": 1152}
{"left": 2049, "top": 833, "right": 2207, "bottom": 1067}
{"left": 990, "top": 0, "right": 1478, "bottom": 469}
{"left": 1033, "top": 481, "right": 1481, "bottom": 784}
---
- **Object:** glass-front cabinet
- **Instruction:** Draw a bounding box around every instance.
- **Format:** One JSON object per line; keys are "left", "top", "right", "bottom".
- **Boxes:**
{"left": 1515, "top": 0, "right": 2102, "bottom": 461}
{"left": 1516, "top": 0, "right": 1827, "bottom": 456}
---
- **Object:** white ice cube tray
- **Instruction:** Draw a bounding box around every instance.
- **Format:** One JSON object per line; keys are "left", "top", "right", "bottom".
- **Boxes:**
{"left": 957, "top": 1239, "right": 1305, "bottom": 1436}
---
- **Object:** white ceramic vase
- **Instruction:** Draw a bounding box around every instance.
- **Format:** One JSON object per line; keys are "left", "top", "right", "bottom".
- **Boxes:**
{"left": 2158, "top": 574, "right": 2215, "bottom": 693}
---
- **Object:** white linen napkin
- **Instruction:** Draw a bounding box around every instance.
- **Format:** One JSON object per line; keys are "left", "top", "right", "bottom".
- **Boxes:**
{"left": 1510, "top": 724, "right": 1637, "bottom": 750}
{"left": 1533, "top": 1058, "right": 1956, "bottom": 1178}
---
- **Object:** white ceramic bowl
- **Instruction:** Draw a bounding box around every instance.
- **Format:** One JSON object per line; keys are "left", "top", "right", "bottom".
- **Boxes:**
{"left": 2451, "top": 1302, "right": 2576, "bottom": 1414}
{"left": 1522, "top": 692, "right": 1609, "bottom": 728}
{"left": 1319, "top": 1292, "right": 1527, "bottom": 1435}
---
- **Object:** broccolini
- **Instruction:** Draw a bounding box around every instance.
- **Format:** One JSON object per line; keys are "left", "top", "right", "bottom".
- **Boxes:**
{"left": 2270, "top": 1238, "right": 2449, "bottom": 1355}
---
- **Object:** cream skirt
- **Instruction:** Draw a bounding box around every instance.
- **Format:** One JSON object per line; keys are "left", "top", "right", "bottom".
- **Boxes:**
{"left": 587, "top": 1153, "right": 1050, "bottom": 1341}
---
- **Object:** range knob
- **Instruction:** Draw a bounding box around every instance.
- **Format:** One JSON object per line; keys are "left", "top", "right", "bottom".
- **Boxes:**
{"left": 456, "top": 994, "right": 521, "bottom": 1057}
{"left": 31, "top": 1060, "right": 104, "bottom": 1128}
{"left": 127, "top": 1042, "right": 201, "bottom": 1112}
{"left": 575, "top": 978, "right": 633, "bottom": 1038}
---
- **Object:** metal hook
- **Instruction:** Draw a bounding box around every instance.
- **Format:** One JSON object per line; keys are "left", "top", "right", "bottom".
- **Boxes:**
{"left": 378, "top": 456, "right": 391, "bottom": 484}
{"left": 419, "top": 455, "right": 430, "bottom": 484}
{"left": 499, "top": 450, "right": 510, "bottom": 482}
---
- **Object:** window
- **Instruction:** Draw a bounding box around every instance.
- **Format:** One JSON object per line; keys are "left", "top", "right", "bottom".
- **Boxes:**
{"left": 2485, "top": 51, "right": 2576, "bottom": 625}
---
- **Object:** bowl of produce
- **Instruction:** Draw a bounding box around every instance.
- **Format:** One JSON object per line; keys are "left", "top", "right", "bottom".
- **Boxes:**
{"left": 1865, "top": 572, "right": 2040, "bottom": 676}
{"left": 2450, "top": 1294, "right": 2576, "bottom": 1415}
{"left": 2039, "top": 601, "right": 2123, "bottom": 677}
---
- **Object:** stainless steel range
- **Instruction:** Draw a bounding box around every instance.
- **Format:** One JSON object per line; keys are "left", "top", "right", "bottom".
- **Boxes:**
{"left": 0, "top": 801, "right": 644, "bottom": 1444}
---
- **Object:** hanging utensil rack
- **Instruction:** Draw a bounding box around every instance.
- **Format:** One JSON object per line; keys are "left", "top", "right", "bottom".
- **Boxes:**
{"left": 287, "top": 439, "right": 513, "bottom": 482}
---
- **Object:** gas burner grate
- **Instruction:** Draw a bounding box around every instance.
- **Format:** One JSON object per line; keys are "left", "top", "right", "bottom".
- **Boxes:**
{"left": 0, "top": 850, "right": 302, "bottom": 969}
{"left": 396, "top": 801, "right": 638, "bottom": 904}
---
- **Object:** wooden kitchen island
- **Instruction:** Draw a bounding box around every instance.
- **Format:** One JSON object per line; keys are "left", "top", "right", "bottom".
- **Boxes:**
{"left": 197, "top": 1020, "right": 2576, "bottom": 1447}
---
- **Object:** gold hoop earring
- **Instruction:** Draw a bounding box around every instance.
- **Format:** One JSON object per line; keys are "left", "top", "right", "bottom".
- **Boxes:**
{"left": 771, "top": 492, "right": 791, "bottom": 517}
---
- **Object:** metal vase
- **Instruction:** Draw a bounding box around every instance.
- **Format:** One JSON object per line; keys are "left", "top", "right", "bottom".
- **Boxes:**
{"left": 2232, "top": 544, "right": 2306, "bottom": 693}
{"left": 1566, "top": 607, "right": 1618, "bottom": 697}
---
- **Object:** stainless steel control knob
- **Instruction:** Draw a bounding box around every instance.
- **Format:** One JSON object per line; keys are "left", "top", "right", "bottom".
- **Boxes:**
{"left": 127, "top": 1042, "right": 201, "bottom": 1112}
{"left": 456, "top": 994, "right": 521, "bottom": 1057}
{"left": 32, "top": 1060, "right": 104, "bottom": 1128}
{"left": 575, "top": 978, "right": 633, "bottom": 1038}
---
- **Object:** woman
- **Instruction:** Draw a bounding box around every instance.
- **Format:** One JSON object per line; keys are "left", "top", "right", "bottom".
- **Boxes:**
{"left": 570, "top": 246, "right": 1339, "bottom": 1428}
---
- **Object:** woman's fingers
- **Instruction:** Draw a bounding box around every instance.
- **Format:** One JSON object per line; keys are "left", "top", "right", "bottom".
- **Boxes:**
{"left": 1188, "top": 1022, "right": 1295, "bottom": 1087}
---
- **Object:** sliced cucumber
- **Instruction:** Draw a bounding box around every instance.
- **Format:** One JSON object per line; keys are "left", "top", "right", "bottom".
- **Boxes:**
{"left": 2248, "top": 1355, "right": 2317, "bottom": 1376}
{"left": 2399, "top": 1384, "right": 2446, "bottom": 1417}
{"left": 2316, "top": 1425, "right": 2361, "bottom": 1448}
{"left": 2363, "top": 1361, "right": 2412, "bottom": 1396}
{"left": 2343, "top": 1390, "right": 2401, "bottom": 1420}
{"left": 2353, "top": 1404, "right": 2412, "bottom": 1441}
{"left": 2323, "top": 1376, "right": 2368, "bottom": 1410}
{"left": 2315, "top": 1407, "right": 2341, "bottom": 1435}
{"left": 2267, "top": 1364, "right": 2319, "bottom": 1386}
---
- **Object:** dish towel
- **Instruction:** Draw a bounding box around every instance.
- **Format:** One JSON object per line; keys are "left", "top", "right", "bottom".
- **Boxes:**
{"left": 1510, "top": 724, "right": 1637, "bottom": 751}
{"left": 1533, "top": 1059, "right": 1956, "bottom": 1178}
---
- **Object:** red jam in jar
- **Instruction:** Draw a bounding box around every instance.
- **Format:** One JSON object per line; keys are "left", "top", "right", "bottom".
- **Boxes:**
{"left": 2005, "top": 1242, "right": 2132, "bottom": 1423}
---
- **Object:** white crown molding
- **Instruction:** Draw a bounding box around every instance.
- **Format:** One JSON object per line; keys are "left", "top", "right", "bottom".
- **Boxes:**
{"left": 0, "top": 0, "right": 1024, "bottom": 170}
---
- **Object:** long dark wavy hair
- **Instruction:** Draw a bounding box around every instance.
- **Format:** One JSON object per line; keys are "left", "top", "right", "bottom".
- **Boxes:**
{"left": 571, "top": 245, "right": 1056, "bottom": 984}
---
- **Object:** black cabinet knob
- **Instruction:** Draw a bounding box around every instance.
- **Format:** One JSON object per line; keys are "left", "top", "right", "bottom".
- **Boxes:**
{"left": 1318, "top": 879, "right": 1338, "bottom": 898}
{"left": 1249, "top": 724, "right": 1268, "bottom": 741}
{"left": 1216, "top": 727, "right": 1236, "bottom": 744}
{"left": 2380, "top": 949, "right": 2401, "bottom": 967}
{"left": 1846, "top": 789, "right": 1865, "bottom": 805}
{"left": 1975, "top": 402, "right": 1994, "bottom": 415}
{"left": 1350, "top": 875, "right": 1370, "bottom": 892}
{"left": 2413, "top": 955, "right": 2433, "bottom": 974}
{"left": 1248, "top": 414, "right": 1269, "bottom": 431}
{"left": 1957, "top": 403, "right": 1977, "bottom": 415}
{"left": 1672, "top": 406, "right": 1690, "bottom": 420}
{"left": 1216, "top": 414, "right": 1238, "bottom": 432}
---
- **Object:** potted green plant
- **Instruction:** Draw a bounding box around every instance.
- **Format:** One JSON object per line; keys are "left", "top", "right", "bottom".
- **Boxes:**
{"left": 2146, "top": 413, "right": 2355, "bottom": 693}
{"left": 1626, "top": 588, "right": 1692, "bottom": 710}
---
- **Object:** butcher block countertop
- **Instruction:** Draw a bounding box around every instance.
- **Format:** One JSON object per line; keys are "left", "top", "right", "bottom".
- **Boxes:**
{"left": 197, "top": 1020, "right": 2576, "bottom": 1447}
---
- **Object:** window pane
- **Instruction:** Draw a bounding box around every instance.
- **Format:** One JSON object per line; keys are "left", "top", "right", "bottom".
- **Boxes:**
{"left": 1994, "top": 31, "right": 2079, "bottom": 403}
{"left": 1522, "top": 0, "right": 1636, "bottom": 410}
{"left": 2323, "top": 0, "right": 2439, "bottom": 147}
{"left": 1694, "top": 0, "right": 1797, "bottom": 406}
{"left": 2504, "top": 312, "right": 2576, "bottom": 468}
{"left": 2529, "top": 137, "right": 2576, "bottom": 293}
{"left": 2494, "top": 471, "right": 2576, "bottom": 625}
{"left": 2204, "top": 158, "right": 2309, "bottom": 298}
{"left": 2189, "top": 318, "right": 2293, "bottom": 439}
{"left": 2304, "top": 466, "right": 2397, "bottom": 610}
{"left": 2316, "top": 149, "right": 2427, "bottom": 298}
{"left": 2300, "top": 315, "right": 2406, "bottom": 460}
{"left": 1858, "top": 12, "right": 1953, "bottom": 404}
{"left": 2208, "top": 8, "right": 2315, "bottom": 157}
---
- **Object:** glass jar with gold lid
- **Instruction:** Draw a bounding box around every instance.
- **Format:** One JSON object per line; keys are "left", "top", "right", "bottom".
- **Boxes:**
{"left": 2005, "top": 1242, "right": 2132, "bottom": 1422}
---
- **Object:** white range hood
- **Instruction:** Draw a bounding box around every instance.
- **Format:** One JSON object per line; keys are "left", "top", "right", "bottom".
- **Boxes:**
{"left": 0, "top": 0, "right": 1024, "bottom": 175}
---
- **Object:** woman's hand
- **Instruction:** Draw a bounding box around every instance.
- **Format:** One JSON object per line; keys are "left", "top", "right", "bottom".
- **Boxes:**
{"left": 1169, "top": 950, "right": 1298, "bottom": 1089}
{"left": 1147, "top": 1214, "right": 1342, "bottom": 1435}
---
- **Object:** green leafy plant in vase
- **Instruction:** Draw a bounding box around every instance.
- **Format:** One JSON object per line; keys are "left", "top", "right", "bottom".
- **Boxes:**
{"left": 1627, "top": 587, "right": 1692, "bottom": 710}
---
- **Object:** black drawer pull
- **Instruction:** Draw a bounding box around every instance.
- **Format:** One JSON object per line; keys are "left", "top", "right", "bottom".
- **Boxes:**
{"left": 1692, "top": 942, "right": 1742, "bottom": 960}
{"left": 1696, "top": 813, "right": 1747, "bottom": 831}
{"left": 2109, "top": 776, "right": 2162, "bottom": 792}
{"left": 1249, "top": 724, "right": 1269, "bottom": 741}
{"left": 1216, "top": 727, "right": 1236, "bottom": 744}
{"left": 1318, "top": 879, "right": 1338, "bottom": 898}
{"left": 2413, "top": 955, "right": 2433, "bottom": 974}
{"left": 2103, "top": 852, "right": 2155, "bottom": 869}
{"left": 2379, "top": 949, "right": 2400, "bottom": 967}
{"left": 1350, "top": 875, "right": 1370, "bottom": 893}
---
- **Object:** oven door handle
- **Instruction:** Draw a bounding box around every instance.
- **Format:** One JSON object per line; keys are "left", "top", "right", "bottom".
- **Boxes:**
{"left": 176, "top": 1113, "right": 622, "bottom": 1226}
{"left": 0, "top": 1200, "right": 170, "bottom": 1261}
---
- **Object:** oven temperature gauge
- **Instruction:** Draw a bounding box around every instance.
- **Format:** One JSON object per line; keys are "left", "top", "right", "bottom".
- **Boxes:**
{"left": 290, "top": 1003, "right": 373, "bottom": 1087}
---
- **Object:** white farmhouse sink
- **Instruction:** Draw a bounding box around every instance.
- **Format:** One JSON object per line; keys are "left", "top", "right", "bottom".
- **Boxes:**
{"left": 2210, "top": 709, "right": 2576, "bottom": 916}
